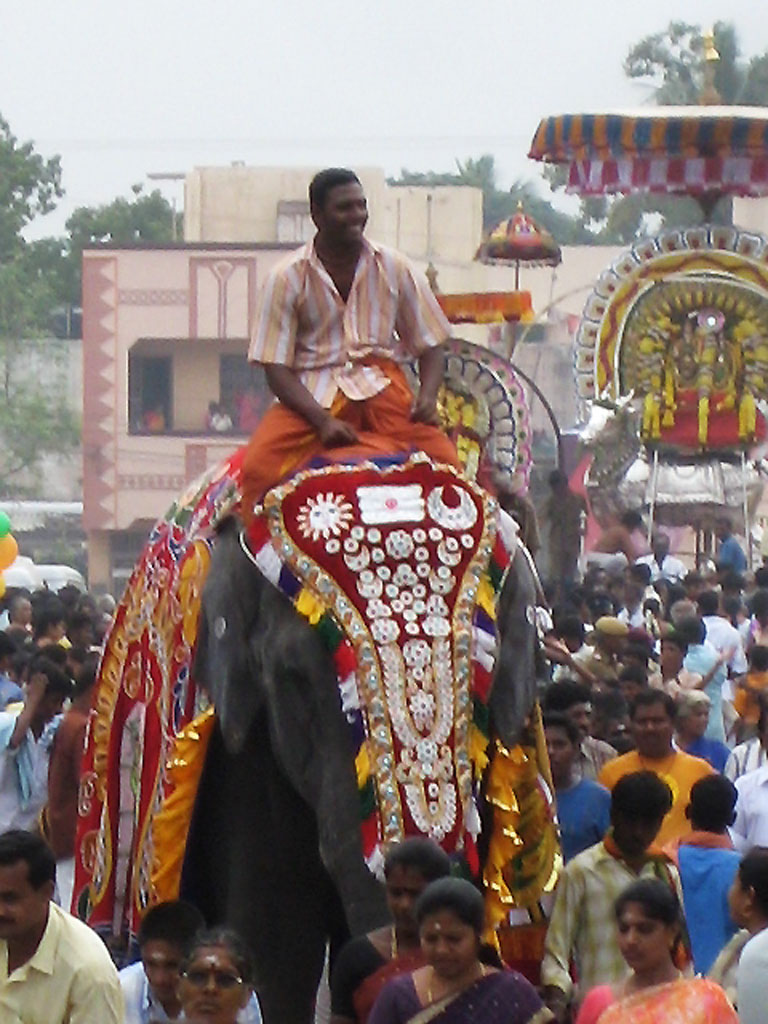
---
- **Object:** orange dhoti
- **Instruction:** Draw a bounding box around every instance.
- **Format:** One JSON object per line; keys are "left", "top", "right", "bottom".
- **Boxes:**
{"left": 241, "top": 360, "right": 459, "bottom": 522}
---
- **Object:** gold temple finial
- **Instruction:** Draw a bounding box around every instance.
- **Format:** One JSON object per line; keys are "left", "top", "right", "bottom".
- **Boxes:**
{"left": 699, "top": 27, "right": 721, "bottom": 105}
{"left": 703, "top": 27, "right": 719, "bottom": 63}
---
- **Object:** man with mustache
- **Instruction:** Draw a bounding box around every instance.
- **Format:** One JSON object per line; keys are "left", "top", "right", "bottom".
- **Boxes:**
{"left": 0, "top": 829, "right": 122, "bottom": 1021}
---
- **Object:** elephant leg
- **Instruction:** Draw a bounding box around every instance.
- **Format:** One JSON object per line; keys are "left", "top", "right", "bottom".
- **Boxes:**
{"left": 182, "top": 714, "right": 346, "bottom": 1024}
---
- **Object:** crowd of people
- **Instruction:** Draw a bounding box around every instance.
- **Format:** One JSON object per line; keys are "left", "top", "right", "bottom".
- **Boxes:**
{"left": 535, "top": 514, "right": 768, "bottom": 1024}
{"left": 5, "top": 515, "right": 768, "bottom": 1022}
{"left": 6, "top": 499, "right": 768, "bottom": 1024}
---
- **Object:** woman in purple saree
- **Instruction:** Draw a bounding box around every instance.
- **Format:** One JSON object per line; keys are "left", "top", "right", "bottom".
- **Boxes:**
{"left": 368, "top": 878, "right": 552, "bottom": 1024}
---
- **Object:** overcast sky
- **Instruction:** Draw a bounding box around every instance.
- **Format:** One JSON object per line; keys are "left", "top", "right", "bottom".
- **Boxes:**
{"left": 2, "top": 1, "right": 766, "bottom": 237}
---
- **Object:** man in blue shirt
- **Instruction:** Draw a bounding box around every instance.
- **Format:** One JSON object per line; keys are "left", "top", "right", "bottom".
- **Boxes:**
{"left": 716, "top": 516, "right": 747, "bottom": 573}
{"left": 666, "top": 774, "right": 741, "bottom": 974}
{"left": 544, "top": 712, "right": 611, "bottom": 862}
{"left": 0, "top": 632, "right": 23, "bottom": 708}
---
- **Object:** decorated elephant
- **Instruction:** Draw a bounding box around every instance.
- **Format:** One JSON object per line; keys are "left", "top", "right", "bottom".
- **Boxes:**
{"left": 73, "top": 345, "right": 557, "bottom": 1024}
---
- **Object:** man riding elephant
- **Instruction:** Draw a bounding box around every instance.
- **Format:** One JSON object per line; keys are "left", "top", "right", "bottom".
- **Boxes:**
{"left": 241, "top": 167, "right": 460, "bottom": 519}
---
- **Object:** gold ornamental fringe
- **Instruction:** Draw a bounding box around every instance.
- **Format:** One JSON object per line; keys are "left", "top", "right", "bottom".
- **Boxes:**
{"left": 150, "top": 707, "right": 216, "bottom": 906}
{"left": 482, "top": 704, "right": 561, "bottom": 943}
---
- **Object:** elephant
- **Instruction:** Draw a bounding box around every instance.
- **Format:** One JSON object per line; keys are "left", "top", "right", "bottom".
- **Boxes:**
{"left": 183, "top": 513, "right": 543, "bottom": 1024}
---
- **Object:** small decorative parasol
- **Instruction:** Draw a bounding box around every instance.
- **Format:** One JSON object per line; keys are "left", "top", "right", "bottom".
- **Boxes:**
{"left": 528, "top": 106, "right": 768, "bottom": 217}
{"left": 475, "top": 202, "right": 562, "bottom": 290}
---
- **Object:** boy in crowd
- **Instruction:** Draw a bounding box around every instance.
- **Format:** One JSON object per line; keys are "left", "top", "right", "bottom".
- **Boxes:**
{"left": 544, "top": 713, "right": 611, "bottom": 863}
{"left": 0, "top": 658, "right": 71, "bottom": 833}
{"left": 665, "top": 775, "right": 740, "bottom": 974}
{"left": 734, "top": 644, "right": 768, "bottom": 738}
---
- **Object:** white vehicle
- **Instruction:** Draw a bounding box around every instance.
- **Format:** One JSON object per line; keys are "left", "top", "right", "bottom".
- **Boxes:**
{"left": 4, "top": 557, "right": 86, "bottom": 593}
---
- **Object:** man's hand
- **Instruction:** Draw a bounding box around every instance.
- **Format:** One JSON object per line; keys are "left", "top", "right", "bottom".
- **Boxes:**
{"left": 413, "top": 345, "right": 445, "bottom": 426}
{"left": 410, "top": 392, "right": 440, "bottom": 426}
{"left": 543, "top": 637, "right": 574, "bottom": 666}
{"left": 318, "top": 415, "right": 360, "bottom": 448}
{"left": 543, "top": 986, "right": 571, "bottom": 1024}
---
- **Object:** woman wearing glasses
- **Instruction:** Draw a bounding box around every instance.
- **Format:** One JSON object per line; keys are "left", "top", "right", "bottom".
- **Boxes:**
{"left": 179, "top": 928, "right": 262, "bottom": 1024}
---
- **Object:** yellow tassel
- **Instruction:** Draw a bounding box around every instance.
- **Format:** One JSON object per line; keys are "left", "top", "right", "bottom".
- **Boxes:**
{"left": 739, "top": 392, "right": 757, "bottom": 440}
{"left": 355, "top": 741, "right": 371, "bottom": 789}
{"left": 295, "top": 587, "right": 326, "bottom": 625}
{"left": 642, "top": 394, "right": 660, "bottom": 440}
{"left": 477, "top": 577, "right": 496, "bottom": 620}
{"left": 698, "top": 396, "right": 710, "bottom": 447}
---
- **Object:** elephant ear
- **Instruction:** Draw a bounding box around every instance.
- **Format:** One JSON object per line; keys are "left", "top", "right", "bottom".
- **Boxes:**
{"left": 488, "top": 547, "right": 541, "bottom": 748}
{"left": 195, "top": 519, "right": 266, "bottom": 754}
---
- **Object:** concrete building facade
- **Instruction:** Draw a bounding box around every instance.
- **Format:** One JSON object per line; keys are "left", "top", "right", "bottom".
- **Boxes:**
{"left": 184, "top": 165, "right": 483, "bottom": 264}
{"left": 82, "top": 242, "right": 293, "bottom": 591}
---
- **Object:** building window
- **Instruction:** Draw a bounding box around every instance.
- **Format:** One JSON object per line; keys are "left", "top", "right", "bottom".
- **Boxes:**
{"left": 219, "top": 356, "right": 270, "bottom": 434}
{"left": 276, "top": 200, "right": 313, "bottom": 243}
{"left": 128, "top": 355, "right": 172, "bottom": 433}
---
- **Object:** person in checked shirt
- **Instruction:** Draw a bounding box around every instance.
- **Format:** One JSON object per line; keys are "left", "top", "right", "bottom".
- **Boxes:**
{"left": 541, "top": 771, "right": 681, "bottom": 1023}
{"left": 241, "top": 167, "right": 459, "bottom": 519}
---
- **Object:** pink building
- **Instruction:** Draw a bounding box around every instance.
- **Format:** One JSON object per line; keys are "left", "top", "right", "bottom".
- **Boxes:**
{"left": 82, "top": 243, "right": 294, "bottom": 591}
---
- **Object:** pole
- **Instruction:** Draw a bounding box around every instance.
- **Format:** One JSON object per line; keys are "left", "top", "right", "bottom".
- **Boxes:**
{"left": 509, "top": 360, "right": 564, "bottom": 469}
{"left": 648, "top": 448, "right": 660, "bottom": 539}
{"left": 742, "top": 450, "right": 752, "bottom": 570}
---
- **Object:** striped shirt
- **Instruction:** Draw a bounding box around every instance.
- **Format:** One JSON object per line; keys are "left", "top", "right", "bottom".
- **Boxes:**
{"left": 248, "top": 238, "right": 450, "bottom": 408}
{"left": 724, "top": 738, "right": 768, "bottom": 781}
{"left": 541, "top": 841, "right": 683, "bottom": 1002}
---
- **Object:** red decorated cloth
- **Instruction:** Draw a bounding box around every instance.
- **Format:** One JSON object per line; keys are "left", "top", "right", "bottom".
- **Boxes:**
{"left": 73, "top": 450, "right": 244, "bottom": 943}
{"left": 264, "top": 455, "right": 498, "bottom": 859}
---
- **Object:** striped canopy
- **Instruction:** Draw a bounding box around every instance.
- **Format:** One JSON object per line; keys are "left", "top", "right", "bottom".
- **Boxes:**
{"left": 529, "top": 108, "right": 768, "bottom": 197}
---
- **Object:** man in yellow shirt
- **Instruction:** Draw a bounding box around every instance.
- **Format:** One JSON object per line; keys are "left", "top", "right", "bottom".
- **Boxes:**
{"left": 0, "top": 829, "right": 123, "bottom": 1022}
{"left": 599, "top": 690, "right": 712, "bottom": 846}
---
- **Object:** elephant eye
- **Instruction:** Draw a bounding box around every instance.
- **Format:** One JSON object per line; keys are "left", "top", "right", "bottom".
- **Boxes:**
{"left": 214, "top": 616, "right": 228, "bottom": 639}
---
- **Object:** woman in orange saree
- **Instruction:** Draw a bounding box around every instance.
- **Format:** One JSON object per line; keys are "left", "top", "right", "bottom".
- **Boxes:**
{"left": 576, "top": 879, "right": 737, "bottom": 1024}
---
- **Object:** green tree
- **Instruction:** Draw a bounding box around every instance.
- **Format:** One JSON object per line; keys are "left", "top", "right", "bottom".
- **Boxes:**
{"left": 62, "top": 184, "right": 180, "bottom": 305}
{"left": 0, "top": 115, "right": 79, "bottom": 495}
{"left": 0, "top": 114, "right": 62, "bottom": 261}
{"left": 624, "top": 21, "right": 768, "bottom": 105}
{"left": 389, "top": 154, "right": 591, "bottom": 243}
{"left": 0, "top": 254, "right": 80, "bottom": 497}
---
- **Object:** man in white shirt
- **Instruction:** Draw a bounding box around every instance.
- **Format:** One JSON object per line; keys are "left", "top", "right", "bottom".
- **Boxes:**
{"left": 729, "top": 847, "right": 768, "bottom": 1024}
{"left": 698, "top": 589, "right": 748, "bottom": 677}
{"left": 0, "top": 828, "right": 123, "bottom": 1022}
{"left": 731, "top": 764, "right": 768, "bottom": 852}
{"left": 120, "top": 900, "right": 262, "bottom": 1023}
{"left": 0, "top": 659, "right": 71, "bottom": 833}
{"left": 636, "top": 531, "right": 687, "bottom": 584}
{"left": 725, "top": 703, "right": 768, "bottom": 780}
